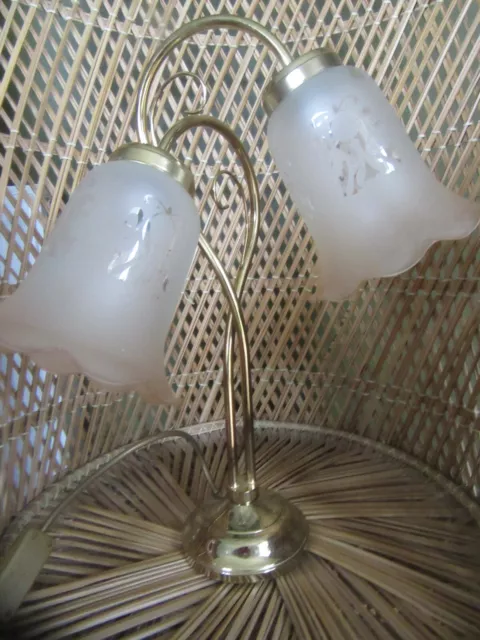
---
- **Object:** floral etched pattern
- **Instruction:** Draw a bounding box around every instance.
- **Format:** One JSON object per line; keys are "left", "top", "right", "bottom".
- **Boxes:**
{"left": 107, "top": 195, "right": 176, "bottom": 282}
{"left": 311, "top": 97, "right": 400, "bottom": 197}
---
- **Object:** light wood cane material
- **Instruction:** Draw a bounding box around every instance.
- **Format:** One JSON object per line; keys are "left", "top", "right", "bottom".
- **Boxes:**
{"left": 3, "top": 423, "right": 480, "bottom": 638}
{"left": 0, "top": 0, "right": 478, "bottom": 550}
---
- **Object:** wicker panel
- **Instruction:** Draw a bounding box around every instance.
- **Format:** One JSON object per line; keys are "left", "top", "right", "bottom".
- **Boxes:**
{"left": 0, "top": 0, "right": 478, "bottom": 530}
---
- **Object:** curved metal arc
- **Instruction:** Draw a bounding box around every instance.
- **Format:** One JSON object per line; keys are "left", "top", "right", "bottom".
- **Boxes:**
{"left": 160, "top": 114, "right": 260, "bottom": 502}
{"left": 213, "top": 169, "right": 245, "bottom": 211}
{"left": 197, "top": 235, "right": 256, "bottom": 503}
{"left": 136, "top": 14, "right": 292, "bottom": 146}
{"left": 148, "top": 71, "right": 208, "bottom": 139}
{"left": 41, "top": 430, "right": 221, "bottom": 534}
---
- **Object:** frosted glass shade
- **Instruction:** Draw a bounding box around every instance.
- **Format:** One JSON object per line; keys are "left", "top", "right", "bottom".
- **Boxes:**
{"left": 267, "top": 66, "right": 479, "bottom": 300}
{"left": 0, "top": 160, "right": 200, "bottom": 404}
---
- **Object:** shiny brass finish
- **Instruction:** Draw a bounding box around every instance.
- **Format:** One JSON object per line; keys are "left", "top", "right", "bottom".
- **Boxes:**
{"left": 160, "top": 114, "right": 260, "bottom": 504}
{"left": 183, "top": 488, "right": 308, "bottom": 581}
{"left": 129, "top": 15, "right": 307, "bottom": 576}
{"left": 156, "top": 71, "right": 208, "bottom": 116}
{"left": 263, "top": 49, "right": 342, "bottom": 115}
{"left": 110, "top": 142, "right": 195, "bottom": 196}
{"left": 136, "top": 14, "right": 292, "bottom": 146}
{"left": 133, "top": 15, "right": 290, "bottom": 507}
{"left": 197, "top": 234, "right": 258, "bottom": 504}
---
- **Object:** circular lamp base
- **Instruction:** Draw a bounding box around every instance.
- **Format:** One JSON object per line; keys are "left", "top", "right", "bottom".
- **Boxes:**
{"left": 183, "top": 489, "right": 308, "bottom": 581}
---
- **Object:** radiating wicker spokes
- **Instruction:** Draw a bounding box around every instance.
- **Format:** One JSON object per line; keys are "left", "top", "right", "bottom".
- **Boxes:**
{"left": 10, "top": 425, "right": 480, "bottom": 639}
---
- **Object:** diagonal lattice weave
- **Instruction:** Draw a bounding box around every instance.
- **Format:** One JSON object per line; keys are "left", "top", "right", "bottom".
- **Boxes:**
{"left": 0, "top": 0, "right": 479, "bottom": 530}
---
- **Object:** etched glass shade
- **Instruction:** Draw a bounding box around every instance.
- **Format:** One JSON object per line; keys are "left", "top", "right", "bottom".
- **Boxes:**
{"left": 267, "top": 66, "right": 479, "bottom": 300}
{"left": 0, "top": 160, "right": 200, "bottom": 404}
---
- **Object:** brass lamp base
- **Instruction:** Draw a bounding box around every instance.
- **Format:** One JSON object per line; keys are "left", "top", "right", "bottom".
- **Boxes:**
{"left": 183, "top": 488, "right": 308, "bottom": 581}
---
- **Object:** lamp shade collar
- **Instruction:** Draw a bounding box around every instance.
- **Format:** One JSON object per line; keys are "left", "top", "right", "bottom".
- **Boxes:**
{"left": 263, "top": 48, "right": 342, "bottom": 116}
{"left": 110, "top": 143, "right": 195, "bottom": 197}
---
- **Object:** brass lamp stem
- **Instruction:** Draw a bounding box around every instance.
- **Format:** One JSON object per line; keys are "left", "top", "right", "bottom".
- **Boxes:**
{"left": 160, "top": 115, "right": 260, "bottom": 504}
{"left": 135, "top": 16, "right": 292, "bottom": 504}
{"left": 132, "top": 16, "right": 308, "bottom": 579}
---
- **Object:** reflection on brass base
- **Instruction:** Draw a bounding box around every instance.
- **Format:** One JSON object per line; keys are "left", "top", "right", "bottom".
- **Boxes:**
{"left": 183, "top": 488, "right": 308, "bottom": 581}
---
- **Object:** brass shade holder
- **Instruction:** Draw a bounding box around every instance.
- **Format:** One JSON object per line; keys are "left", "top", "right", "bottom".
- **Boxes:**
{"left": 110, "top": 143, "right": 195, "bottom": 196}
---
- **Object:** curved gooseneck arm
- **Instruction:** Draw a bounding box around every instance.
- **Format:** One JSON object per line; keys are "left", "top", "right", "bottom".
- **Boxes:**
{"left": 135, "top": 15, "right": 290, "bottom": 504}
{"left": 160, "top": 116, "right": 260, "bottom": 503}
{"left": 136, "top": 14, "right": 292, "bottom": 147}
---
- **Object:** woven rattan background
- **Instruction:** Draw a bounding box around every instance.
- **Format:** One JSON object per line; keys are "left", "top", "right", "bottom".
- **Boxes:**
{"left": 0, "top": 0, "right": 479, "bottom": 531}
